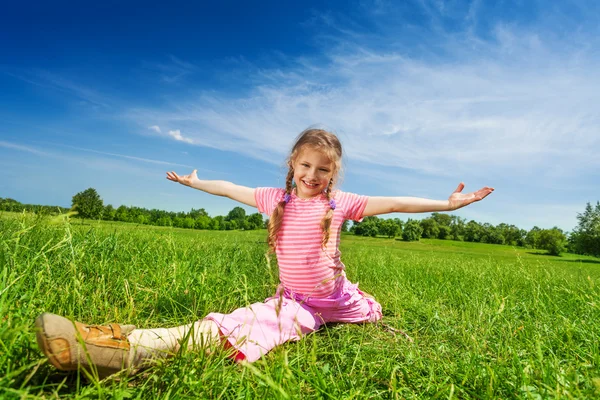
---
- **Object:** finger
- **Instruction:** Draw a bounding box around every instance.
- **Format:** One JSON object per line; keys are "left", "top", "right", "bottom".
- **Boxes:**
{"left": 453, "top": 182, "right": 465, "bottom": 193}
{"left": 479, "top": 187, "right": 494, "bottom": 200}
{"left": 166, "top": 172, "right": 180, "bottom": 181}
{"left": 474, "top": 187, "right": 494, "bottom": 200}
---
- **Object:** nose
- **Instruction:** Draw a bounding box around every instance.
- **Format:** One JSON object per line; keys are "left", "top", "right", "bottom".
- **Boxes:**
{"left": 306, "top": 168, "right": 318, "bottom": 180}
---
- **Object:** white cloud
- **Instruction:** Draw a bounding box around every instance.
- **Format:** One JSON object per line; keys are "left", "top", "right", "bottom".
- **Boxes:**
{"left": 0, "top": 140, "right": 50, "bottom": 156}
{"left": 148, "top": 125, "right": 161, "bottom": 133}
{"left": 121, "top": 3, "right": 600, "bottom": 230}
{"left": 168, "top": 129, "right": 195, "bottom": 144}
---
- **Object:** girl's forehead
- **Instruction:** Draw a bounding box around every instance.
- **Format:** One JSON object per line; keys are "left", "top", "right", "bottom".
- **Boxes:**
{"left": 296, "top": 147, "right": 334, "bottom": 164}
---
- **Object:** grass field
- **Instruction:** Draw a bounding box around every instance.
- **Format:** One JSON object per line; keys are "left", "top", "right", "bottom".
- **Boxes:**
{"left": 1, "top": 212, "right": 600, "bottom": 399}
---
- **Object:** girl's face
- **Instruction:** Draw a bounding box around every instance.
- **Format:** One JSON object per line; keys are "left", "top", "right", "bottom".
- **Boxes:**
{"left": 292, "top": 148, "right": 335, "bottom": 199}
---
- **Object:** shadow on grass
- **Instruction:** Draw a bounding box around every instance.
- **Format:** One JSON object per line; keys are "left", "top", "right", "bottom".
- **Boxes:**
{"left": 526, "top": 252, "right": 600, "bottom": 264}
{"left": 557, "top": 259, "right": 600, "bottom": 264}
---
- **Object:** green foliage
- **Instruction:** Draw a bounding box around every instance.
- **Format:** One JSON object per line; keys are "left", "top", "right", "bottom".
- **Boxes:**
{"left": 449, "top": 215, "right": 465, "bottom": 240}
{"left": 480, "top": 223, "right": 504, "bottom": 245}
{"left": 525, "top": 226, "right": 541, "bottom": 248}
{"left": 402, "top": 219, "right": 422, "bottom": 241}
{"left": 226, "top": 206, "right": 246, "bottom": 224}
{"left": 354, "top": 216, "right": 380, "bottom": 237}
{"left": 71, "top": 188, "right": 103, "bottom": 220}
{"left": 0, "top": 197, "right": 69, "bottom": 215}
{"left": 246, "top": 213, "right": 264, "bottom": 230}
{"left": 537, "top": 227, "right": 567, "bottom": 256}
{"left": 420, "top": 218, "right": 439, "bottom": 239}
{"left": 463, "top": 220, "right": 482, "bottom": 242}
{"left": 430, "top": 212, "right": 452, "bottom": 227}
{"left": 379, "top": 219, "right": 401, "bottom": 238}
{"left": 570, "top": 202, "right": 600, "bottom": 257}
{"left": 437, "top": 225, "right": 451, "bottom": 239}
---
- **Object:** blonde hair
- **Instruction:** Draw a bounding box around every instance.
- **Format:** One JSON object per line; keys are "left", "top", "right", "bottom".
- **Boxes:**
{"left": 267, "top": 128, "right": 343, "bottom": 252}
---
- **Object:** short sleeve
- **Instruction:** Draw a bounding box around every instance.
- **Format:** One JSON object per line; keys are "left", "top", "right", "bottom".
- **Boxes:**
{"left": 255, "top": 187, "right": 285, "bottom": 216}
{"left": 335, "top": 191, "right": 369, "bottom": 222}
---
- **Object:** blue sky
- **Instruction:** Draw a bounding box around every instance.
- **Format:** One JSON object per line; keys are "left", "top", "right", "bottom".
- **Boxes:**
{"left": 1, "top": 0, "right": 599, "bottom": 232}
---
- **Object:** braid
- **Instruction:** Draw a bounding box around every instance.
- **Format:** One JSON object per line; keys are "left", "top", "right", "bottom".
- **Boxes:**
{"left": 320, "top": 179, "right": 335, "bottom": 248}
{"left": 267, "top": 167, "right": 294, "bottom": 252}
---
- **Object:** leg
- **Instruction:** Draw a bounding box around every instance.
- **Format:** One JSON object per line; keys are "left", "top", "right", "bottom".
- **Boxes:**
{"left": 35, "top": 313, "right": 136, "bottom": 378}
{"left": 127, "top": 320, "right": 220, "bottom": 366}
{"left": 204, "top": 294, "right": 322, "bottom": 363}
{"left": 35, "top": 313, "right": 220, "bottom": 378}
{"left": 309, "top": 279, "right": 383, "bottom": 324}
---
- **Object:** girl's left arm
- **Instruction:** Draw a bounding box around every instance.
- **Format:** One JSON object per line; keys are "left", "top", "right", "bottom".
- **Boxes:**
{"left": 362, "top": 183, "right": 494, "bottom": 217}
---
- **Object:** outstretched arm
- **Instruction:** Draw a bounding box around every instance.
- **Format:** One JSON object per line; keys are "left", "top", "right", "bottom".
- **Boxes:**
{"left": 166, "top": 169, "right": 257, "bottom": 208}
{"left": 362, "top": 183, "right": 494, "bottom": 217}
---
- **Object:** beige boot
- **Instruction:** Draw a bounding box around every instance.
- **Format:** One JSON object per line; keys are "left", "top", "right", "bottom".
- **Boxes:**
{"left": 35, "top": 313, "right": 136, "bottom": 378}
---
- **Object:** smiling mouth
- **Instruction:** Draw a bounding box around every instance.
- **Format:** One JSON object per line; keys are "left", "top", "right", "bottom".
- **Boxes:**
{"left": 302, "top": 180, "right": 319, "bottom": 189}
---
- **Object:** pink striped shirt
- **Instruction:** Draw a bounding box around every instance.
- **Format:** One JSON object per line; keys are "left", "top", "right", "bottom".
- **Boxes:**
{"left": 255, "top": 188, "right": 368, "bottom": 297}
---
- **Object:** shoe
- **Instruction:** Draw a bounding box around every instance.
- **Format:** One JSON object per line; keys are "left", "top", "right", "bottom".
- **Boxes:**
{"left": 35, "top": 313, "right": 136, "bottom": 378}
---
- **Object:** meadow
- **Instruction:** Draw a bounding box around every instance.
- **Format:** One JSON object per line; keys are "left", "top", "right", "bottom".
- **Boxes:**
{"left": 1, "top": 212, "right": 600, "bottom": 399}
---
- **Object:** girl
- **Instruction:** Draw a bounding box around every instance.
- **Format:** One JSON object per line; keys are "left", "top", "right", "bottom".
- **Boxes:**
{"left": 36, "top": 128, "right": 494, "bottom": 378}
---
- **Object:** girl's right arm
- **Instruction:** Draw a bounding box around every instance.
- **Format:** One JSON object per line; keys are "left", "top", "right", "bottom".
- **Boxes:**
{"left": 166, "top": 169, "right": 257, "bottom": 208}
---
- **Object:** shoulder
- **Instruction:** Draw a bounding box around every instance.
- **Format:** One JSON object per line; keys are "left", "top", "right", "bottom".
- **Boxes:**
{"left": 332, "top": 190, "right": 368, "bottom": 202}
{"left": 256, "top": 187, "right": 285, "bottom": 196}
{"left": 331, "top": 190, "right": 369, "bottom": 221}
{"left": 254, "top": 188, "right": 286, "bottom": 214}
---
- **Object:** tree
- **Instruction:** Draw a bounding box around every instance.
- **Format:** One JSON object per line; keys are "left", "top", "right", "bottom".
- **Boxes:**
{"left": 379, "top": 219, "right": 400, "bottom": 238}
{"left": 189, "top": 208, "right": 208, "bottom": 219}
{"left": 354, "top": 217, "right": 379, "bottom": 237}
{"left": 431, "top": 213, "right": 452, "bottom": 228}
{"left": 525, "top": 226, "right": 541, "bottom": 249}
{"left": 226, "top": 207, "right": 246, "bottom": 227}
{"left": 420, "top": 218, "right": 439, "bottom": 239}
{"left": 538, "top": 228, "right": 567, "bottom": 256}
{"left": 103, "top": 204, "right": 116, "bottom": 221}
{"left": 437, "top": 225, "right": 451, "bottom": 240}
{"left": 450, "top": 215, "right": 465, "bottom": 241}
{"left": 246, "top": 213, "right": 264, "bottom": 230}
{"left": 402, "top": 219, "right": 423, "bottom": 241}
{"left": 115, "top": 205, "right": 131, "bottom": 222}
{"left": 480, "top": 223, "right": 504, "bottom": 245}
{"left": 570, "top": 202, "right": 600, "bottom": 257}
{"left": 463, "top": 220, "right": 482, "bottom": 242}
{"left": 71, "top": 188, "right": 103, "bottom": 222}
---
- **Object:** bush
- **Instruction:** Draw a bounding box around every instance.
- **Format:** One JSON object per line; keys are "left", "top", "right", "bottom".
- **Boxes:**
{"left": 402, "top": 219, "right": 423, "bottom": 241}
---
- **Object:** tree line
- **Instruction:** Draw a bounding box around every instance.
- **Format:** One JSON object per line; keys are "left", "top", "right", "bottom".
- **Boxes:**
{"left": 1, "top": 189, "right": 598, "bottom": 257}
{"left": 1, "top": 188, "right": 264, "bottom": 231}
{"left": 350, "top": 205, "right": 600, "bottom": 257}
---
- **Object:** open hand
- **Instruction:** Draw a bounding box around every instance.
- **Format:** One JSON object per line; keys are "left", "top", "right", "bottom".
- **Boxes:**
{"left": 448, "top": 183, "right": 494, "bottom": 211}
{"left": 166, "top": 169, "right": 199, "bottom": 187}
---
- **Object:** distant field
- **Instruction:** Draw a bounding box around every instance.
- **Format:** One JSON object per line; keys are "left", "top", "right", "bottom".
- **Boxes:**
{"left": 1, "top": 212, "right": 600, "bottom": 399}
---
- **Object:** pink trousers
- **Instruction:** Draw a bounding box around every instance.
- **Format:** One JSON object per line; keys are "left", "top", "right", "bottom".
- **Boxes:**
{"left": 204, "top": 276, "right": 382, "bottom": 362}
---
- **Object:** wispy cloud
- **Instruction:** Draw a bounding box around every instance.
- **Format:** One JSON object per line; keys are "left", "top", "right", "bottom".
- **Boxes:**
{"left": 143, "top": 55, "right": 199, "bottom": 84}
{"left": 1, "top": 140, "right": 195, "bottom": 170}
{"left": 128, "top": 19, "right": 600, "bottom": 182}
{"left": 148, "top": 125, "right": 162, "bottom": 133}
{"left": 168, "top": 129, "right": 194, "bottom": 144}
{"left": 3, "top": 69, "right": 111, "bottom": 108}
{"left": 0, "top": 140, "right": 50, "bottom": 156}
{"left": 55, "top": 144, "right": 196, "bottom": 169}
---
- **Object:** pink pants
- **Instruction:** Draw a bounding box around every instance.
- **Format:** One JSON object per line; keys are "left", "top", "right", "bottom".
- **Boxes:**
{"left": 204, "top": 276, "right": 382, "bottom": 362}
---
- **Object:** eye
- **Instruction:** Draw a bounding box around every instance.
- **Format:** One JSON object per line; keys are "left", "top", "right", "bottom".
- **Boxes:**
{"left": 301, "top": 163, "right": 309, "bottom": 168}
{"left": 319, "top": 168, "right": 330, "bottom": 173}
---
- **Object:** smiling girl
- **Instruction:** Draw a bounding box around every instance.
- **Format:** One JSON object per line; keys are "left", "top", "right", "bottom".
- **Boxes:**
{"left": 36, "top": 128, "right": 494, "bottom": 377}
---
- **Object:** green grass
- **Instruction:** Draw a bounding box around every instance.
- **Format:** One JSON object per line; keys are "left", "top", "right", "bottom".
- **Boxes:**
{"left": 1, "top": 212, "right": 600, "bottom": 399}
